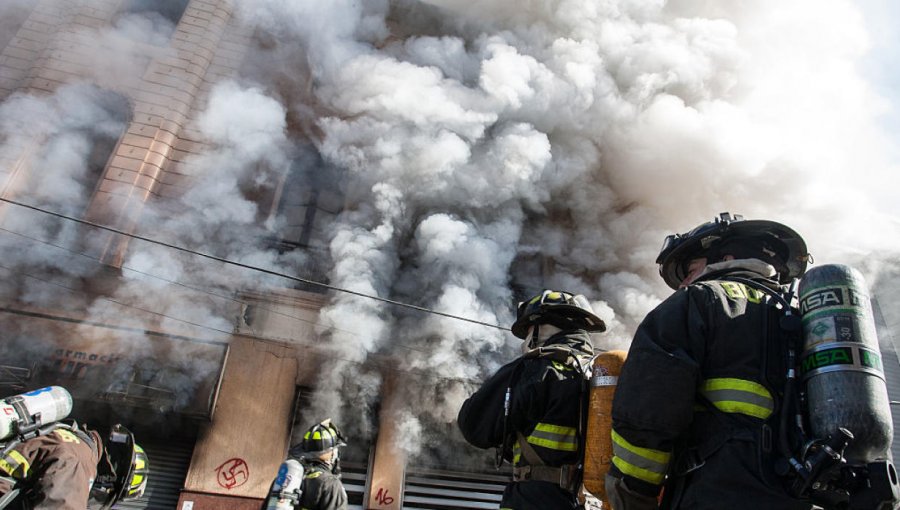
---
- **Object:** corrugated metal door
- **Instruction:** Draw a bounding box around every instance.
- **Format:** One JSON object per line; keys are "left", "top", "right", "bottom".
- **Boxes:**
{"left": 402, "top": 467, "right": 506, "bottom": 509}
{"left": 113, "top": 440, "right": 194, "bottom": 509}
{"left": 341, "top": 461, "right": 369, "bottom": 510}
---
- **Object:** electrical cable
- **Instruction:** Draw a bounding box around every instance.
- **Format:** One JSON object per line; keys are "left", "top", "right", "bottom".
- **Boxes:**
{"left": 0, "top": 224, "right": 424, "bottom": 350}
{"left": 0, "top": 197, "right": 507, "bottom": 330}
{"left": 0, "top": 264, "right": 481, "bottom": 385}
{"left": 0, "top": 236, "right": 439, "bottom": 358}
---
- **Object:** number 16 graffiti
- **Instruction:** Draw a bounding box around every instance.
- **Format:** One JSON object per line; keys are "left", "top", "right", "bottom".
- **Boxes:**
{"left": 375, "top": 487, "right": 395, "bottom": 505}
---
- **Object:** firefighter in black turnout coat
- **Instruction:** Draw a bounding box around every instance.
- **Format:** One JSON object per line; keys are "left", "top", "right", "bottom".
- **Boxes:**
{"left": 606, "top": 213, "right": 814, "bottom": 510}
{"left": 264, "top": 419, "right": 348, "bottom": 510}
{"left": 458, "top": 290, "right": 606, "bottom": 510}
{"left": 297, "top": 420, "right": 348, "bottom": 510}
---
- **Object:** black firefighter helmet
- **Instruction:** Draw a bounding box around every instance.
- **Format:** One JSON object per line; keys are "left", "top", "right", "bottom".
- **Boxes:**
{"left": 511, "top": 289, "right": 606, "bottom": 339}
{"left": 299, "top": 419, "right": 347, "bottom": 457}
{"left": 656, "top": 212, "right": 810, "bottom": 290}
{"left": 89, "top": 424, "right": 149, "bottom": 510}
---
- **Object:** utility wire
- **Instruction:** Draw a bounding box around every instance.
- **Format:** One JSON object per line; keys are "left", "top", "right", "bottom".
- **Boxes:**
{"left": 0, "top": 224, "right": 420, "bottom": 351}
{"left": 0, "top": 264, "right": 481, "bottom": 384}
{"left": 0, "top": 262, "right": 237, "bottom": 340}
{"left": 0, "top": 197, "right": 507, "bottom": 331}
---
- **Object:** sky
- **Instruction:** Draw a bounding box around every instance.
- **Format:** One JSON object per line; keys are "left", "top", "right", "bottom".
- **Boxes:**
{"left": 859, "top": 0, "right": 900, "bottom": 216}
{"left": 861, "top": 1, "right": 900, "bottom": 129}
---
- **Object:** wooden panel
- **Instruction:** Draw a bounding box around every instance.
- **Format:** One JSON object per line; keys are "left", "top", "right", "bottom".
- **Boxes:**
{"left": 183, "top": 337, "right": 298, "bottom": 498}
{"left": 367, "top": 374, "right": 406, "bottom": 510}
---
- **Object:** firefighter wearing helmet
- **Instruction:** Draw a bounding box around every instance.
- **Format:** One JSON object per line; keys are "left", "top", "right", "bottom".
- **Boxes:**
{"left": 458, "top": 290, "right": 606, "bottom": 510}
{"left": 606, "top": 213, "right": 813, "bottom": 510}
{"left": 263, "top": 419, "right": 348, "bottom": 510}
{"left": 89, "top": 424, "right": 149, "bottom": 510}
{"left": 0, "top": 417, "right": 148, "bottom": 510}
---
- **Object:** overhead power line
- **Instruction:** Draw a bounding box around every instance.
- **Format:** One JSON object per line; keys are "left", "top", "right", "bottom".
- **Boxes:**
{"left": 0, "top": 224, "right": 430, "bottom": 355}
{"left": 0, "top": 197, "right": 507, "bottom": 331}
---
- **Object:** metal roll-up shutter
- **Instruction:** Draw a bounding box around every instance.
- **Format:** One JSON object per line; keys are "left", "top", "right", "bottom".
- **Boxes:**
{"left": 113, "top": 440, "right": 194, "bottom": 509}
{"left": 341, "top": 461, "right": 368, "bottom": 510}
{"left": 402, "top": 467, "right": 507, "bottom": 509}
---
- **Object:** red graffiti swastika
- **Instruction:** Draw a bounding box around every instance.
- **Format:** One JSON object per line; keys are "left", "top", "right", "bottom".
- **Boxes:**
{"left": 215, "top": 458, "right": 249, "bottom": 489}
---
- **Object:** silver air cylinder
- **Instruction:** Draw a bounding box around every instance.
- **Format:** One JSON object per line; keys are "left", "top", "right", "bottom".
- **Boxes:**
{"left": 799, "top": 264, "right": 893, "bottom": 463}
{"left": 0, "top": 386, "right": 73, "bottom": 441}
{"left": 265, "top": 458, "right": 304, "bottom": 510}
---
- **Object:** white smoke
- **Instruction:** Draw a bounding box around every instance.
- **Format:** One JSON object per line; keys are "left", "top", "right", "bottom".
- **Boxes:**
{"left": 236, "top": 0, "right": 900, "bottom": 459}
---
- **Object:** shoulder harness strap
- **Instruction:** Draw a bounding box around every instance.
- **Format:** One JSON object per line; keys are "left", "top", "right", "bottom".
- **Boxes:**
{"left": 673, "top": 276, "right": 801, "bottom": 475}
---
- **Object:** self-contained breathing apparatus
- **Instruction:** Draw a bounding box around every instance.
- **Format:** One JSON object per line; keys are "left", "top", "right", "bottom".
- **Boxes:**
{"left": 265, "top": 419, "right": 346, "bottom": 510}
{"left": 265, "top": 458, "right": 305, "bottom": 510}
{"left": 0, "top": 386, "right": 75, "bottom": 508}
{"left": 724, "top": 265, "right": 899, "bottom": 509}
{"left": 655, "top": 213, "right": 898, "bottom": 509}
{"left": 0, "top": 386, "right": 148, "bottom": 510}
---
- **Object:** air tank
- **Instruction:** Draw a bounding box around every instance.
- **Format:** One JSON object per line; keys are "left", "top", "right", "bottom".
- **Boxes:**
{"left": 583, "top": 350, "right": 627, "bottom": 503}
{"left": 0, "top": 386, "right": 73, "bottom": 441}
{"left": 799, "top": 264, "right": 893, "bottom": 463}
{"left": 265, "top": 458, "right": 304, "bottom": 510}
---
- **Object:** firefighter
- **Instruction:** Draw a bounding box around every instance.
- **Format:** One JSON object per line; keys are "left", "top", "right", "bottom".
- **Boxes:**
{"left": 265, "top": 419, "right": 348, "bottom": 510}
{"left": 606, "top": 212, "right": 813, "bottom": 510}
{"left": 0, "top": 422, "right": 148, "bottom": 510}
{"left": 458, "top": 290, "right": 606, "bottom": 510}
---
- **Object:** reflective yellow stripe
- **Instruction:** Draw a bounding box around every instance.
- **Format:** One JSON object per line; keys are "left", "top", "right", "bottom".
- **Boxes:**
{"left": 0, "top": 451, "right": 30, "bottom": 479}
{"left": 527, "top": 423, "right": 577, "bottom": 452}
{"left": 610, "top": 429, "right": 670, "bottom": 485}
{"left": 551, "top": 361, "right": 572, "bottom": 372}
{"left": 513, "top": 440, "right": 521, "bottom": 465}
{"left": 54, "top": 429, "right": 81, "bottom": 444}
{"left": 701, "top": 378, "right": 774, "bottom": 419}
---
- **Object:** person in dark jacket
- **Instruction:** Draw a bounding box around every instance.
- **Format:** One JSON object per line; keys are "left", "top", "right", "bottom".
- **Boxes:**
{"left": 606, "top": 212, "right": 813, "bottom": 510}
{"left": 0, "top": 422, "right": 148, "bottom": 510}
{"left": 458, "top": 290, "right": 607, "bottom": 510}
{"left": 265, "top": 419, "right": 348, "bottom": 510}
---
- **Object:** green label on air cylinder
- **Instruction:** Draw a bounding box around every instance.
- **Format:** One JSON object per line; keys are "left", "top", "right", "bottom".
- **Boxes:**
{"left": 802, "top": 346, "right": 854, "bottom": 372}
{"left": 860, "top": 347, "right": 884, "bottom": 372}
{"left": 800, "top": 344, "right": 884, "bottom": 380}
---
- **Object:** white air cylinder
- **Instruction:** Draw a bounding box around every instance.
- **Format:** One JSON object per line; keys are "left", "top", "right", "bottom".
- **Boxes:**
{"left": 0, "top": 386, "right": 73, "bottom": 441}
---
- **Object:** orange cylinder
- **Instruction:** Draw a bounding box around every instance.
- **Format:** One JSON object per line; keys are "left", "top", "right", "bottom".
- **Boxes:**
{"left": 582, "top": 350, "right": 627, "bottom": 503}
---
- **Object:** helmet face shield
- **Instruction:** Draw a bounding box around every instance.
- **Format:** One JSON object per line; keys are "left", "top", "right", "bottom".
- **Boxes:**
{"left": 91, "top": 424, "right": 148, "bottom": 509}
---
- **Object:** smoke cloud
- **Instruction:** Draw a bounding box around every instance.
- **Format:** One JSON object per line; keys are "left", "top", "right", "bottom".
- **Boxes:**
{"left": 237, "top": 0, "right": 900, "bottom": 459}
{"left": 1, "top": 0, "right": 898, "bottom": 467}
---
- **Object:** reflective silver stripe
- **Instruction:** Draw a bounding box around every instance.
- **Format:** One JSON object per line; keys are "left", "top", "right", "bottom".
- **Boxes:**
{"left": 610, "top": 429, "right": 669, "bottom": 485}
{"left": 0, "top": 450, "right": 30, "bottom": 479}
{"left": 700, "top": 378, "right": 774, "bottom": 419}
{"left": 527, "top": 423, "right": 577, "bottom": 452}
